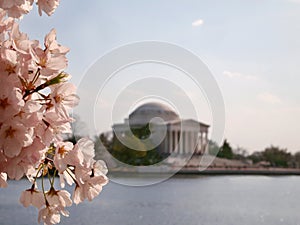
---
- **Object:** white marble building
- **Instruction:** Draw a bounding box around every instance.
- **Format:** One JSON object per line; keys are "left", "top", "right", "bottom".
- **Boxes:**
{"left": 112, "top": 102, "right": 209, "bottom": 155}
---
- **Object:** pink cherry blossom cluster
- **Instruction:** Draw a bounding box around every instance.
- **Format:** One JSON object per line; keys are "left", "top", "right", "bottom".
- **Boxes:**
{"left": 0, "top": 0, "right": 59, "bottom": 18}
{"left": 0, "top": 2, "right": 108, "bottom": 225}
{"left": 19, "top": 139, "right": 108, "bottom": 225}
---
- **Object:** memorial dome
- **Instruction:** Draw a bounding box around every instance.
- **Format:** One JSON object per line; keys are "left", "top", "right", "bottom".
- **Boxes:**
{"left": 128, "top": 102, "right": 179, "bottom": 125}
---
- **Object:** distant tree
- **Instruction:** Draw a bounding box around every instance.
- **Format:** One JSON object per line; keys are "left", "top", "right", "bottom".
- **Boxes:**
{"left": 248, "top": 151, "right": 263, "bottom": 164}
{"left": 93, "top": 132, "right": 113, "bottom": 160}
{"left": 208, "top": 140, "right": 220, "bottom": 156}
{"left": 233, "top": 146, "right": 248, "bottom": 160}
{"left": 107, "top": 124, "right": 163, "bottom": 166}
{"left": 99, "top": 132, "right": 113, "bottom": 149}
{"left": 131, "top": 123, "right": 151, "bottom": 139}
{"left": 63, "top": 114, "right": 88, "bottom": 144}
{"left": 217, "top": 139, "right": 234, "bottom": 159}
{"left": 293, "top": 151, "right": 300, "bottom": 168}
{"left": 261, "top": 146, "right": 291, "bottom": 168}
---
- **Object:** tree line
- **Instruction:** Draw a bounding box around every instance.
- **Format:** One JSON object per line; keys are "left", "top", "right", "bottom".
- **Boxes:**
{"left": 210, "top": 139, "right": 300, "bottom": 168}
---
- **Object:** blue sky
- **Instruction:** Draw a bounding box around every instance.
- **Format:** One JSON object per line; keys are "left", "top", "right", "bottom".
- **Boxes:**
{"left": 20, "top": 0, "right": 300, "bottom": 153}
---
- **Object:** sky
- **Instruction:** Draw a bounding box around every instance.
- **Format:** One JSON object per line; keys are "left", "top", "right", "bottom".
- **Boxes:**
{"left": 20, "top": 0, "right": 300, "bottom": 153}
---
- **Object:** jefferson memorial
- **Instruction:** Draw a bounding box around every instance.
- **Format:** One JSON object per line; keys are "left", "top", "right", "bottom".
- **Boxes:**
{"left": 112, "top": 102, "right": 209, "bottom": 155}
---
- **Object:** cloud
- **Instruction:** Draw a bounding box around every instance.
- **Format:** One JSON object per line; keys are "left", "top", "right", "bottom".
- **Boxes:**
{"left": 257, "top": 92, "right": 282, "bottom": 104}
{"left": 223, "top": 70, "right": 241, "bottom": 78}
{"left": 192, "top": 19, "right": 204, "bottom": 27}
{"left": 287, "top": 0, "right": 300, "bottom": 4}
{"left": 223, "top": 70, "right": 258, "bottom": 81}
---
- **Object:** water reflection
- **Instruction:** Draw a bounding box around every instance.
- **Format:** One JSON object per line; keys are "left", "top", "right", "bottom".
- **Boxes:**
{"left": 1, "top": 176, "right": 300, "bottom": 225}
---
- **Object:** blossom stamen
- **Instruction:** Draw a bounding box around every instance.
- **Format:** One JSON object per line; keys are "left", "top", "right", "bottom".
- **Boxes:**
{"left": 5, "top": 126, "right": 16, "bottom": 138}
{"left": 57, "top": 146, "right": 67, "bottom": 157}
{"left": 0, "top": 98, "right": 10, "bottom": 109}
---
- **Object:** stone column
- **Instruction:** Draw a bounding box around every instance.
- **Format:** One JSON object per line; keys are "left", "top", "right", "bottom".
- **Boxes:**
{"left": 185, "top": 131, "right": 188, "bottom": 154}
{"left": 204, "top": 131, "right": 208, "bottom": 154}
{"left": 182, "top": 131, "right": 185, "bottom": 155}
{"left": 186, "top": 131, "right": 190, "bottom": 154}
{"left": 184, "top": 131, "right": 188, "bottom": 155}
{"left": 178, "top": 131, "right": 181, "bottom": 154}
{"left": 191, "top": 131, "right": 195, "bottom": 154}
{"left": 168, "top": 130, "right": 173, "bottom": 153}
{"left": 172, "top": 131, "right": 175, "bottom": 153}
{"left": 179, "top": 131, "right": 183, "bottom": 154}
{"left": 190, "top": 131, "right": 193, "bottom": 154}
{"left": 173, "top": 130, "right": 177, "bottom": 153}
{"left": 187, "top": 131, "right": 191, "bottom": 154}
{"left": 164, "top": 131, "right": 168, "bottom": 153}
{"left": 200, "top": 132, "right": 203, "bottom": 154}
{"left": 174, "top": 129, "right": 178, "bottom": 153}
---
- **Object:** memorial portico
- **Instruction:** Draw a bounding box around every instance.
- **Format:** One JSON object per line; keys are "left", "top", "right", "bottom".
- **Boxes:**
{"left": 161, "top": 119, "right": 209, "bottom": 155}
{"left": 112, "top": 102, "right": 209, "bottom": 155}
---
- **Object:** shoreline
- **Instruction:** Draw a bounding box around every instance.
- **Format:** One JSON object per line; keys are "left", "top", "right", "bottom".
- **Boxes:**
{"left": 177, "top": 168, "right": 300, "bottom": 176}
{"left": 108, "top": 167, "right": 300, "bottom": 176}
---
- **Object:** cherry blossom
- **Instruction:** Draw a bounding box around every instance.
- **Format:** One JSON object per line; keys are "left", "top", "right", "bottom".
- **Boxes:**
{"left": 49, "top": 83, "right": 79, "bottom": 118}
{"left": 73, "top": 159, "right": 108, "bottom": 204}
{"left": 20, "top": 186, "right": 45, "bottom": 208}
{"left": 0, "top": 119, "right": 34, "bottom": 158}
{"left": 0, "top": 9, "right": 13, "bottom": 41}
{"left": 53, "top": 141, "right": 74, "bottom": 172}
{"left": 73, "top": 174, "right": 108, "bottom": 205}
{"left": 38, "top": 204, "right": 68, "bottom": 225}
{"left": 58, "top": 170, "right": 74, "bottom": 188}
{"left": 93, "top": 160, "right": 108, "bottom": 177}
{"left": 0, "top": 0, "right": 60, "bottom": 18}
{"left": 37, "top": 0, "right": 60, "bottom": 16}
{"left": 32, "top": 30, "right": 69, "bottom": 77}
{"left": 73, "top": 138, "right": 95, "bottom": 168}
{"left": 0, "top": 1, "right": 109, "bottom": 225}
{"left": 0, "top": 0, "right": 33, "bottom": 18}
{"left": 46, "top": 188, "right": 72, "bottom": 208}
{"left": 0, "top": 84, "right": 24, "bottom": 123}
{"left": 0, "top": 172, "right": 8, "bottom": 188}
{"left": 44, "top": 29, "right": 69, "bottom": 55}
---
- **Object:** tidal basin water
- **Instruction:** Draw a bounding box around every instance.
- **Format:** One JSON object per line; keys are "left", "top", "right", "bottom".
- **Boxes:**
{"left": 1, "top": 175, "right": 300, "bottom": 225}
